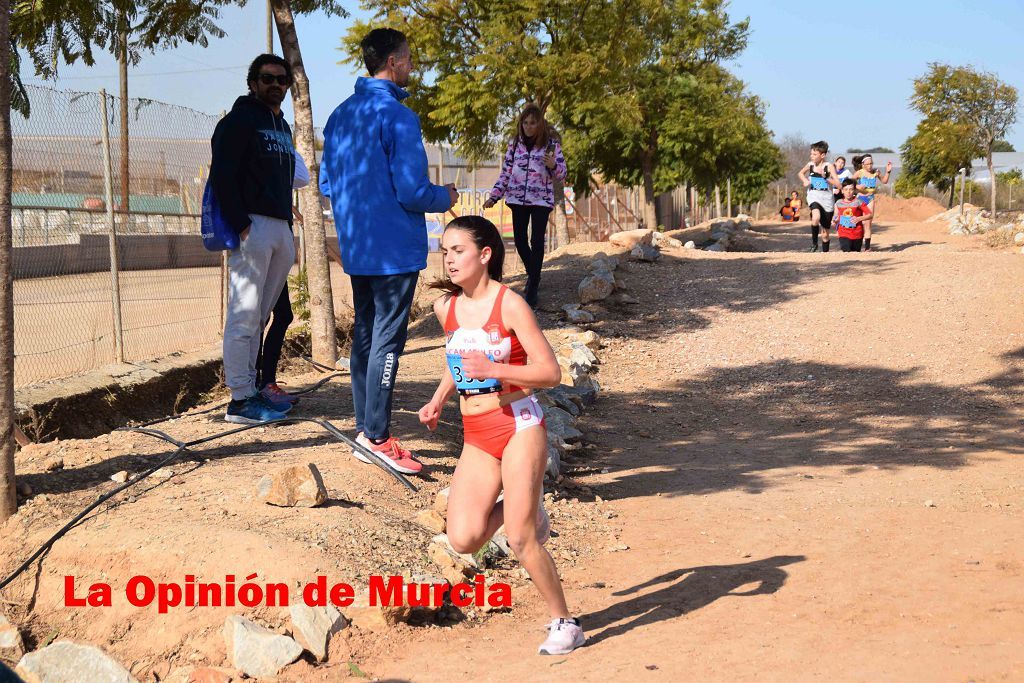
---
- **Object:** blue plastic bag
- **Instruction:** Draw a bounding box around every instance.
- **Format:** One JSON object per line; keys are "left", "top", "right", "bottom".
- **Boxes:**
{"left": 201, "top": 179, "right": 239, "bottom": 251}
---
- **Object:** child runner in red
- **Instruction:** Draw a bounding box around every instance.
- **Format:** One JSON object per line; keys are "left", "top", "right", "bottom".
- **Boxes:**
{"left": 831, "top": 179, "right": 872, "bottom": 251}
{"left": 417, "top": 215, "right": 585, "bottom": 655}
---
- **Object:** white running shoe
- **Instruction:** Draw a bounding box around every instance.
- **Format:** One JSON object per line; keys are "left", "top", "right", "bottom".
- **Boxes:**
{"left": 538, "top": 618, "right": 585, "bottom": 655}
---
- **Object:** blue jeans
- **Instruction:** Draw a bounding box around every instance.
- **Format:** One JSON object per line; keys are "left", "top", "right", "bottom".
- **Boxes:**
{"left": 349, "top": 272, "right": 419, "bottom": 440}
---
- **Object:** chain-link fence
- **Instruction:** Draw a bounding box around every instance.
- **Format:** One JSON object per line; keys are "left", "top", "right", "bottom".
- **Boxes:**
{"left": 14, "top": 87, "right": 640, "bottom": 390}
{"left": 13, "top": 85, "right": 221, "bottom": 388}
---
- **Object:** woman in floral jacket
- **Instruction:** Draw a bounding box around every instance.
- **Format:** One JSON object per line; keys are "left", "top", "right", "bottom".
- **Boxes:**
{"left": 484, "top": 104, "right": 567, "bottom": 308}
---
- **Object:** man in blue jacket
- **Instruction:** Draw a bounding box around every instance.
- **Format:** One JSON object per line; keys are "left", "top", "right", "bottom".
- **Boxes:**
{"left": 320, "top": 28, "right": 457, "bottom": 475}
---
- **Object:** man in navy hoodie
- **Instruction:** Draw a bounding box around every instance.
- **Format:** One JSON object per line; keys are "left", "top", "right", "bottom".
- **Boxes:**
{"left": 210, "top": 54, "right": 298, "bottom": 425}
{"left": 320, "top": 28, "right": 457, "bottom": 475}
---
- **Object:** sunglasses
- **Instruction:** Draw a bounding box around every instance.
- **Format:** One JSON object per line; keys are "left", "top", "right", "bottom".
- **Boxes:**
{"left": 258, "top": 73, "right": 291, "bottom": 86}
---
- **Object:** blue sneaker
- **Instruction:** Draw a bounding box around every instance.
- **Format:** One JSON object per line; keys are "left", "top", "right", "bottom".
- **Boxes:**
{"left": 225, "top": 395, "right": 288, "bottom": 425}
{"left": 254, "top": 390, "right": 293, "bottom": 414}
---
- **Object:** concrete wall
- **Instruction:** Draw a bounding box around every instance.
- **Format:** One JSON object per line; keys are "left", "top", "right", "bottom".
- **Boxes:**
{"left": 13, "top": 235, "right": 223, "bottom": 279}
{"left": 13, "top": 234, "right": 301, "bottom": 280}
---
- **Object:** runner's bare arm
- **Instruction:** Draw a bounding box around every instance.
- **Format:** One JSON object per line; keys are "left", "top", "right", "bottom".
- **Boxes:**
{"left": 429, "top": 297, "right": 458, "bottom": 405}
{"left": 797, "top": 163, "right": 811, "bottom": 187}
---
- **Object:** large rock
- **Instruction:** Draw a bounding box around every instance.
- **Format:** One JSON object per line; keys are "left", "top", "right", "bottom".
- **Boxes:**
{"left": 545, "top": 387, "right": 581, "bottom": 416}
{"left": 630, "top": 244, "right": 661, "bottom": 262}
{"left": 433, "top": 487, "right": 450, "bottom": 518}
{"left": 417, "top": 509, "right": 446, "bottom": 533}
{"left": 569, "top": 341, "right": 598, "bottom": 366}
{"left": 683, "top": 240, "right": 697, "bottom": 249}
{"left": 571, "top": 330, "right": 602, "bottom": 351}
{"left": 589, "top": 257, "right": 613, "bottom": 275}
{"left": 546, "top": 444, "right": 561, "bottom": 479}
{"left": 578, "top": 272, "right": 615, "bottom": 303}
{"left": 289, "top": 604, "right": 347, "bottom": 662}
{"left": 16, "top": 642, "right": 137, "bottom": 683}
{"left": 568, "top": 376, "right": 601, "bottom": 404}
{"left": 1014, "top": 232, "right": 1024, "bottom": 245}
{"left": 562, "top": 304, "right": 595, "bottom": 324}
{"left": 709, "top": 220, "right": 737, "bottom": 240}
{"left": 609, "top": 229, "right": 654, "bottom": 249}
{"left": 705, "top": 241, "right": 727, "bottom": 252}
{"left": 563, "top": 349, "right": 593, "bottom": 374}
{"left": 651, "top": 231, "right": 683, "bottom": 249}
{"left": 343, "top": 590, "right": 413, "bottom": 632}
{"left": 0, "top": 613, "right": 25, "bottom": 664}
{"left": 543, "top": 406, "right": 583, "bottom": 443}
{"left": 256, "top": 463, "right": 328, "bottom": 508}
{"left": 223, "top": 615, "right": 302, "bottom": 678}
{"left": 428, "top": 533, "right": 479, "bottom": 584}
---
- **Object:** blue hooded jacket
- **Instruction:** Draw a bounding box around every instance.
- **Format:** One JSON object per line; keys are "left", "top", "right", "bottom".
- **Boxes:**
{"left": 320, "top": 77, "right": 452, "bottom": 276}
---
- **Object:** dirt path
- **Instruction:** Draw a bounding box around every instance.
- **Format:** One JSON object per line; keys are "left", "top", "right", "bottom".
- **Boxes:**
{"left": 3, "top": 216, "right": 1022, "bottom": 681}
{"left": 358, "top": 218, "right": 1024, "bottom": 681}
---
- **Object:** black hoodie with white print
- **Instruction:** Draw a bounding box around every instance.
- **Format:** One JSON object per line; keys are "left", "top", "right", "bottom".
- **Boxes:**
{"left": 210, "top": 94, "right": 296, "bottom": 235}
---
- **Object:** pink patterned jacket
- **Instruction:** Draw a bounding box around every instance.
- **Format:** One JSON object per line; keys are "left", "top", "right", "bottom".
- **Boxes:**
{"left": 488, "top": 137, "right": 567, "bottom": 208}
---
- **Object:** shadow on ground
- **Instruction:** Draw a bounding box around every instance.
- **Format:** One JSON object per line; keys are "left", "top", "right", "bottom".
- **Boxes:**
{"left": 580, "top": 555, "right": 806, "bottom": 646}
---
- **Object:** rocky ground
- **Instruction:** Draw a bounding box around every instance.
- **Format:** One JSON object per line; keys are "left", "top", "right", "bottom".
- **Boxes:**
{"left": 2, "top": 207, "right": 1023, "bottom": 681}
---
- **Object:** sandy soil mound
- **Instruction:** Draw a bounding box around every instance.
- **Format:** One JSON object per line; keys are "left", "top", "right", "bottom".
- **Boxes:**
{"left": 874, "top": 195, "right": 946, "bottom": 222}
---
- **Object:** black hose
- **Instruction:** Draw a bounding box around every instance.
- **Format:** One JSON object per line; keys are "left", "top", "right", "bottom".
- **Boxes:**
{"left": 0, "top": 444, "right": 188, "bottom": 592}
{"left": 2, "top": 417, "right": 417, "bottom": 593}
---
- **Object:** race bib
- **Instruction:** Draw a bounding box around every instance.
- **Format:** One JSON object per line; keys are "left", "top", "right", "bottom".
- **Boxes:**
{"left": 860, "top": 176, "right": 878, "bottom": 189}
{"left": 446, "top": 352, "right": 502, "bottom": 392}
{"left": 839, "top": 214, "right": 856, "bottom": 228}
{"left": 810, "top": 176, "right": 829, "bottom": 191}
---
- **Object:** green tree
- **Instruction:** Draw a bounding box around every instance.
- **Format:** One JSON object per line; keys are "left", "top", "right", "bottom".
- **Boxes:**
{"left": 991, "top": 140, "right": 1015, "bottom": 152}
{"left": 847, "top": 146, "right": 894, "bottom": 153}
{"left": 910, "top": 63, "right": 1018, "bottom": 215}
{"left": 996, "top": 168, "right": 1022, "bottom": 184}
{"left": 342, "top": 0, "right": 762, "bottom": 231}
{"left": 896, "top": 121, "right": 977, "bottom": 206}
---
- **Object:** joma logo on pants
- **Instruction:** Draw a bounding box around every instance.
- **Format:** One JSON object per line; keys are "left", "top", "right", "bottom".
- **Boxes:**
{"left": 381, "top": 352, "right": 395, "bottom": 388}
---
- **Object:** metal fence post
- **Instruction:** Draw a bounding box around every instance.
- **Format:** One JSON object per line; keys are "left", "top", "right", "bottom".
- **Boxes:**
{"left": 99, "top": 90, "right": 125, "bottom": 364}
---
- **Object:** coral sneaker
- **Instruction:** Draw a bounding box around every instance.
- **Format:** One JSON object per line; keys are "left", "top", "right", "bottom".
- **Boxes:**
{"left": 261, "top": 382, "right": 298, "bottom": 405}
{"left": 538, "top": 618, "right": 585, "bottom": 655}
{"left": 351, "top": 433, "right": 423, "bottom": 475}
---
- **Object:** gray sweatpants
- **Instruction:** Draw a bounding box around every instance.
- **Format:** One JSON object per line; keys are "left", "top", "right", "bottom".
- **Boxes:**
{"left": 223, "top": 214, "right": 296, "bottom": 401}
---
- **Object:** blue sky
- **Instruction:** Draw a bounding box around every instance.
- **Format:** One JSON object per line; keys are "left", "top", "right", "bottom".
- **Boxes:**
{"left": 19, "top": 0, "right": 1024, "bottom": 152}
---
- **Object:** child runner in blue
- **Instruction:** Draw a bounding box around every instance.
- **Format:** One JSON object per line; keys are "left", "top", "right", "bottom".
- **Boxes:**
{"left": 797, "top": 140, "right": 842, "bottom": 252}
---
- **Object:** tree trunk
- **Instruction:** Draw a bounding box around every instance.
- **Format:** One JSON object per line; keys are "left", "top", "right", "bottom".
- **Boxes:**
{"left": 272, "top": 0, "right": 336, "bottom": 366}
{"left": 948, "top": 175, "right": 956, "bottom": 209}
{"left": 551, "top": 177, "right": 569, "bottom": 248}
{"left": 0, "top": 0, "right": 18, "bottom": 521}
{"left": 714, "top": 184, "right": 722, "bottom": 218}
{"left": 119, "top": 32, "right": 129, "bottom": 213}
{"left": 987, "top": 150, "right": 996, "bottom": 216}
{"left": 640, "top": 154, "right": 657, "bottom": 230}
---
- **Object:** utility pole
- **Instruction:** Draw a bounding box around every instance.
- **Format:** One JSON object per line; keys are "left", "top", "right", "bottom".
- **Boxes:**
{"left": 266, "top": 0, "right": 274, "bottom": 52}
